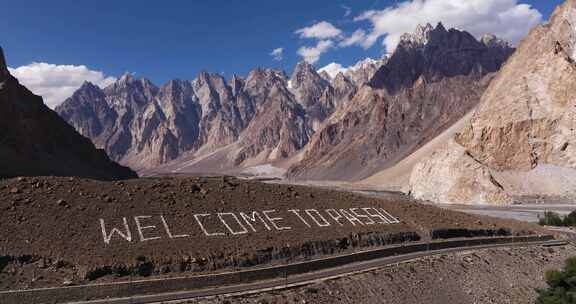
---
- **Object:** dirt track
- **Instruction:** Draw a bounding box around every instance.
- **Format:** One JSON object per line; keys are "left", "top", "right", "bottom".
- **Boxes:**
{"left": 0, "top": 176, "right": 544, "bottom": 290}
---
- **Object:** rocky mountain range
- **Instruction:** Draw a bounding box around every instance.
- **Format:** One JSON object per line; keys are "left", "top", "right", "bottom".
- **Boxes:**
{"left": 0, "top": 47, "right": 136, "bottom": 180}
{"left": 55, "top": 24, "right": 513, "bottom": 182}
{"left": 56, "top": 60, "right": 360, "bottom": 173}
{"left": 287, "top": 23, "right": 514, "bottom": 181}
{"left": 409, "top": 0, "right": 576, "bottom": 205}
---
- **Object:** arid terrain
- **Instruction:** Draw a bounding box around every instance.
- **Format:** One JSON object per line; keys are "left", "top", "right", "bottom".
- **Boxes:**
{"left": 3, "top": 1, "right": 576, "bottom": 303}
{"left": 0, "top": 176, "right": 545, "bottom": 292}
{"left": 191, "top": 244, "right": 574, "bottom": 304}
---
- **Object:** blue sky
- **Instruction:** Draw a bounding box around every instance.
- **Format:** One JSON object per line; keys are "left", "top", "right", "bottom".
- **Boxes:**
{"left": 0, "top": 0, "right": 564, "bottom": 107}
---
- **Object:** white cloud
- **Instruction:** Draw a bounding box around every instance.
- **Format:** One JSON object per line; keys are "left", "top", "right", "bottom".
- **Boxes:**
{"left": 8, "top": 62, "right": 116, "bottom": 109}
{"left": 317, "top": 62, "right": 348, "bottom": 78}
{"left": 270, "top": 48, "right": 284, "bottom": 61}
{"left": 339, "top": 29, "right": 367, "bottom": 47}
{"left": 297, "top": 40, "right": 334, "bottom": 64}
{"left": 353, "top": 0, "right": 542, "bottom": 52}
{"left": 342, "top": 5, "right": 352, "bottom": 17}
{"left": 296, "top": 21, "right": 343, "bottom": 40}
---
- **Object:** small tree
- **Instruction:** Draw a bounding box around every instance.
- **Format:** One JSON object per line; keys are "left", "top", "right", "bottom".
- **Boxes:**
{"left": 536, "top": 257, "right": 576, "bottom": 303}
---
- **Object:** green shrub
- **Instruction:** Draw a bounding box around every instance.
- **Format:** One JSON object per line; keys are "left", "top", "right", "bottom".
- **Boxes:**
{"left": 564, "top": 211, "right": 576, "bottom": 227}
{"left": 539, "top": 211, "right": 567, "bottom": 227}
{"left": 537, "top": 257, "right": 576, "bottom": 303}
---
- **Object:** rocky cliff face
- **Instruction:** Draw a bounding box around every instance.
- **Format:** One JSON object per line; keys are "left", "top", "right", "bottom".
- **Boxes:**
{"left": 57, "top": 71, "right": 248, "bottom": 170}
{"left": 409, "top": 0, "right": 576, "bottom": 204}
{"left": 0, "top": 47, "right": 136, "bottom": 180}
{"left": 345, "top": 58, "right": 388, "bottom": 86}
{"left": 57, "top": 25, "right": 512, "bottom": 179}
{"left": 287, "top": 24, "right": 513, "bottom": 181}
{"left": 57, "top": 58, "right": 365, "bottom": 174}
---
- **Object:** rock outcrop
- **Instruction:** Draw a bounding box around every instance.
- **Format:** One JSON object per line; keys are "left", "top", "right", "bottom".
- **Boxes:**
{"left": 409, "top": 139, "right": 513, "bottom": 205}
{"left": 409, "top": 0, "right": 576, "bottom": 204}
{"left": 287, "top": 24, "right": 513, "bottom": 181}
{"left": 0, "top": 47, "right": 136, "bottom": 180}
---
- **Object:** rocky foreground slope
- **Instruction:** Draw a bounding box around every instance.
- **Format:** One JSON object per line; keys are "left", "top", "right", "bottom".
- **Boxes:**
{"left": 0, "top": 47, "right": 136, "bottom": 180}
{"left": 195, "top": 244, "right": 574, "bottom": 304}
{"left": 409, "top": 0, "right": 576, "bottom": 205}
{"left": 0, "top": 176, "right": 542, "bottom": 290}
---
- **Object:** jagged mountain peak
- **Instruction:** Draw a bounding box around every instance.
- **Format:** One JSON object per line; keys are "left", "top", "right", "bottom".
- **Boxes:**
{"left": 195, "top": 70, "right": 229, "bottom": 89}
{"left": 229, "top": 74, "right": 245, "bottom": 95}
{"left": 435, "top": 21, "right": 446, "bottom": 32}
{"left": 247, "top": 67, "right": 286, "bottom": 83}
{"left": 400, "top": 23, "right": 435, "bottom": 45}
{"left": 293, "top": 60, "right": 315, "bottom": 72}
{"left": 61, "top": 81, "right": 106, "bottom": 106}
{"left": 117, "top": 72, "right": 135, "bottom": 84}
{"left": 399, "top": 22, "right": 482, "bottom": 51}
{"left": 0, "top": 47, "right": 8, "bottom": 81}
{"left": 333, "top": 72, "right": 350, "bottom": 84}
{"left": 480, "top": 33, "right": 511, "bottom": 49}
{"left": 290, "top": 61, "right": 327, "bottom": 89}
{"left": 230, "top": 74, "right": 244, "bottom": 83}
{"left": 319, "top": 70, "right": 332, "bottom": 81}
{"left": 370, "top": 23, "right": 513, "bottom": 93}
{"left": 78, "top": 81, "right": 101, "bottom": 91}
{"left": 159, "top": 79, "right": 194, "bottom": 97}
{"left": 111, "top": 73, "right": 157, "bottom": 91}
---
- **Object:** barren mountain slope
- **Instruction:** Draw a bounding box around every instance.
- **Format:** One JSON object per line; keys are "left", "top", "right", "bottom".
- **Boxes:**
{"left": 58, "top": 59, "right": 369, "bottom": 175}
{"left": 0, "top": 47, "right": 136, "bottom": 180}
{"left": 409, "top": 0, "right": 576, "bottom": 205}
{"left": 0, "top": 175, "right": 544, "bottom": 291}
{"left": 287, "top": 24, "right": 513, "bottom": 181}
{"left": 144, "top": 65, "right": 364, "bottom": 176}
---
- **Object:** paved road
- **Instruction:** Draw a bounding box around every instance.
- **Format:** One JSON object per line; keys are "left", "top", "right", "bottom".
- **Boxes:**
{"left": 66, "top": 239, "right": 566, "bottom": 304}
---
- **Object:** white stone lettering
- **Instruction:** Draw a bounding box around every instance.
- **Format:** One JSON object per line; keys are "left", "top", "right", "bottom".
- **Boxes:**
{"left": 351, "top": 208, "right": 375, "bottom": 225}
{"left": 134, "top": 216, "right": 162, "bottom": 242}
{"left": 98, "top": 206, "right": 401, "bottom": 244}
{"left": 377, "top": 208, "right": 401, "bottom": 224}
{"left": 194, "top": 214, "right": 225, "bottom": 236}
{"left": 305, "top": 209, "right": 331, "bottom": 227}
{"left": 339, "top": 209, "right": 364, "bottom": 226}
{"left": 240, "top": 211, "right": 272, "bottom": 232}
{"left": 160, "top": 215, "right": 190, "bottom": 239}
{"left": 100, "top": 218, "right": 132, "bottom": 245}
{"left": 362, "top": 207, "right": 389, "bottom": 224}
{"left": 263, "top": 210, "right": 291, "bottom": 231}
{"left": 325, "top": 209, "right": 344, "bottom": 226}
{"left": 218, "top": 213, "right": 249, "bottom": 235}
{"left": 288, "top": 209, "right": 311, "bottom": 227}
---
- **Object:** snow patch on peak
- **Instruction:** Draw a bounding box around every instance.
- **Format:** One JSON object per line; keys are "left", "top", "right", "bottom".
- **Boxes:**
{"left": 317, "top": 62, "right": 347, "bottom": 79}
{"left": 480, "top": 33, "right": 511, "bottom": 49}
{"left": 318, "top": 58, "right": 385, "bottom": 79}
{"left": 348, "top": 58, "right": 380, "bottom": 73}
